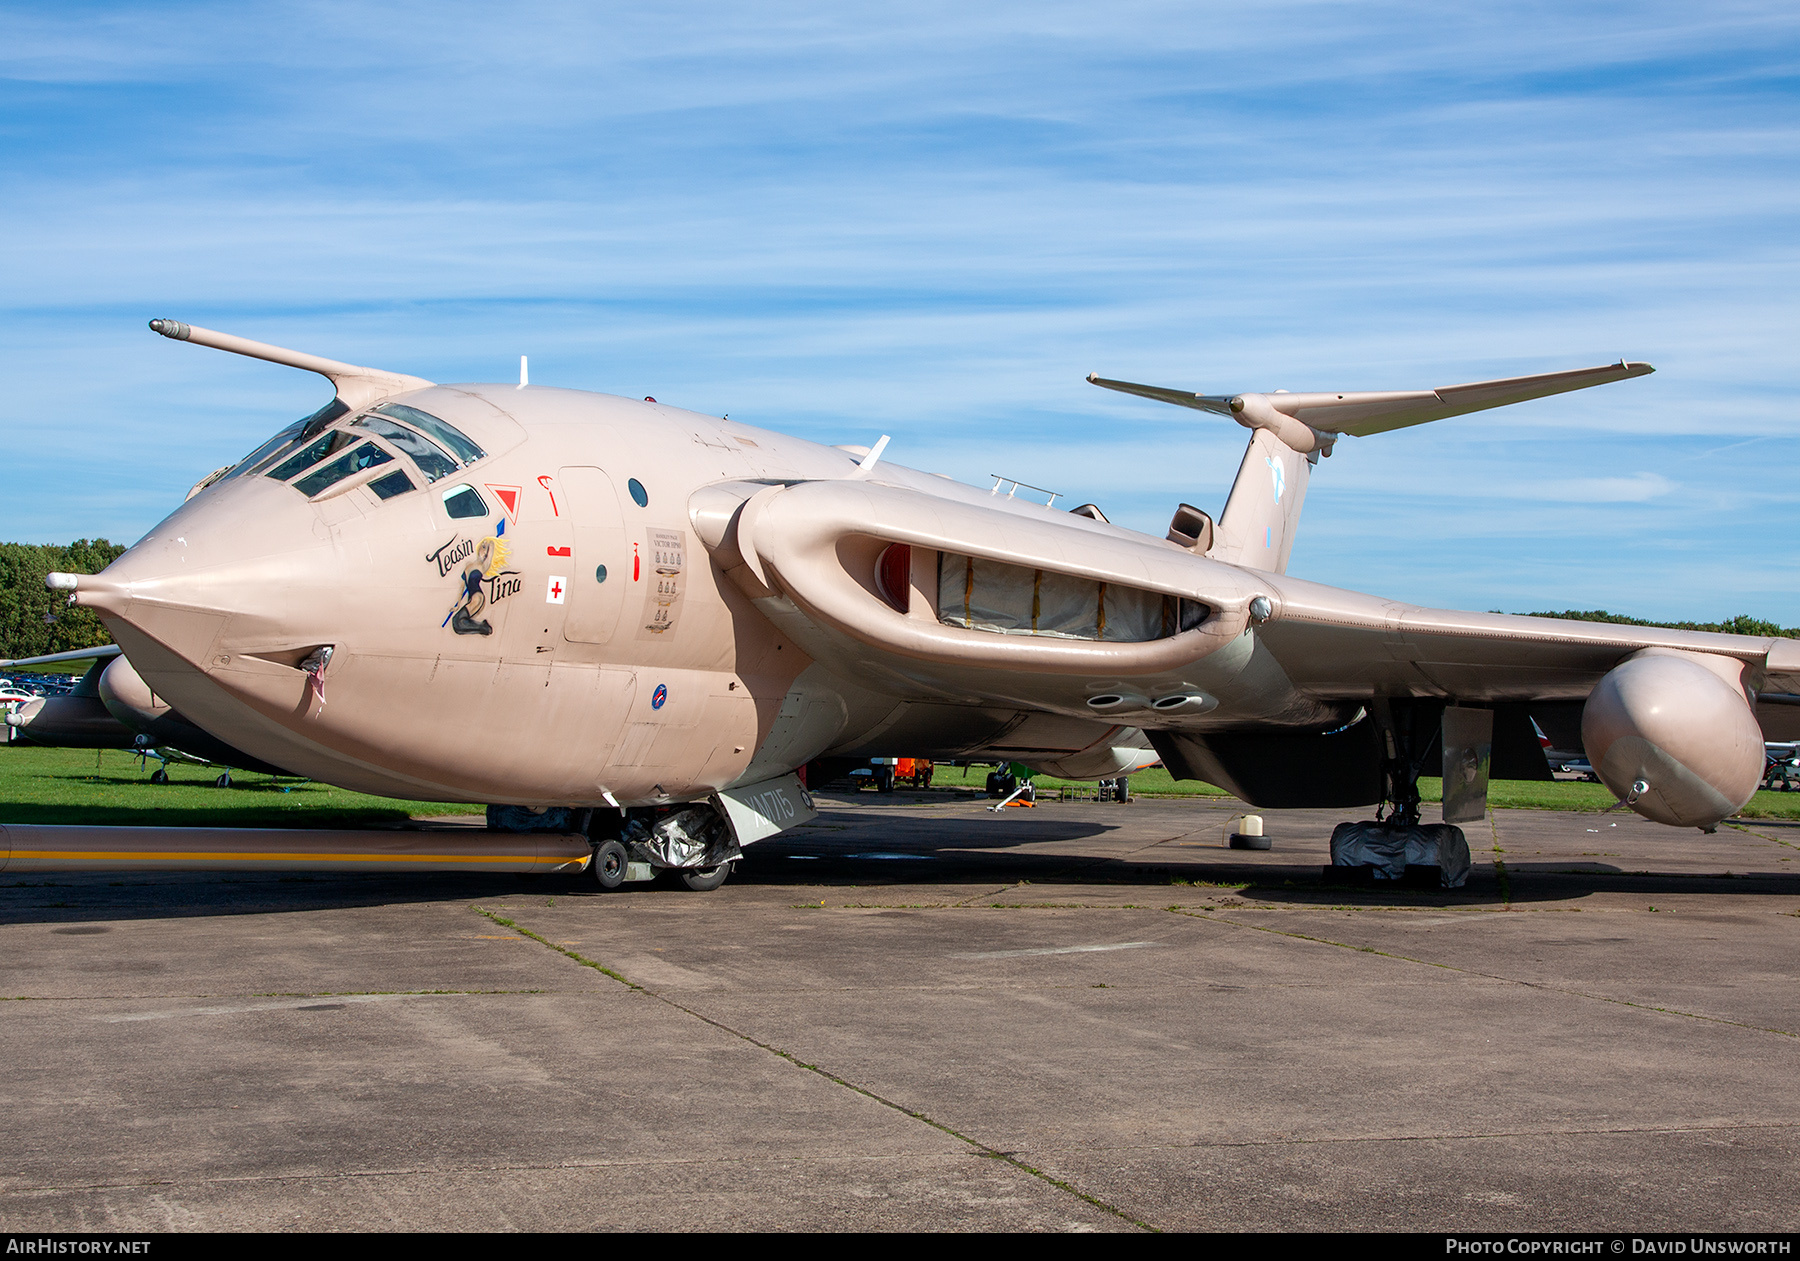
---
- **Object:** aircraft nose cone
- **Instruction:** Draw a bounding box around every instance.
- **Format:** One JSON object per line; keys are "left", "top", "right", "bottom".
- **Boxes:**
{"left": 62, "top": 477, "right": 337, "bottom": 692}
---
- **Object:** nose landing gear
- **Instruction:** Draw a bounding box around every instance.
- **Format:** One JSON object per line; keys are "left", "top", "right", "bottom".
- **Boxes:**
{"left": 573, "top": 803, "right": 742, "bottom": 893}
{"left": 591, "top": 838, "right": 630, "bottom": 890}
{"left": 677, "top": 863, "right": 733, "bottom": 892}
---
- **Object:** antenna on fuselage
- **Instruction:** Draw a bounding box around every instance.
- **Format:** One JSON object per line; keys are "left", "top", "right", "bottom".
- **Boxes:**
{"left": 518, "top": 356, "right": 529, "bottom": 390}
{"left": 856, "top": 435, "right": 890, "bottom": 472}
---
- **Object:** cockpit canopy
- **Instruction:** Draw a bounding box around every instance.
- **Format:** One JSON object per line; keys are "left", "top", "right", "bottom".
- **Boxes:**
{"left": 210, "top": 399, "right": 489, "bottom": 503}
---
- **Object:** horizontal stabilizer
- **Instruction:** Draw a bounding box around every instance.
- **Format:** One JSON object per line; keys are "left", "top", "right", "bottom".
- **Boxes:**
{"left": 1088, "top": 360, "right": 1653, "bottom": 439}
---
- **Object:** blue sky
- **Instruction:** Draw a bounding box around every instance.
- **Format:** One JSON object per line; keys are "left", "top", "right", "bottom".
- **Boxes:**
{"left": 3, "top": 2, "right": 1797, "bottom": 621}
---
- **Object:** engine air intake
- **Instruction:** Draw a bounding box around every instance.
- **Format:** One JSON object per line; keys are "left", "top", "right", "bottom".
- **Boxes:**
{"left": 937, "top": 552, "right": 1208, "bottom": 643}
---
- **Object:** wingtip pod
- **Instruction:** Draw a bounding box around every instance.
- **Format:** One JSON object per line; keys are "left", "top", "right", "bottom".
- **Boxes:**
{"left": 148, "top": 318, "right": 191, "bottom": 341}
{"left": 1582, "top": 649, "right": 1763, "bottom": 830}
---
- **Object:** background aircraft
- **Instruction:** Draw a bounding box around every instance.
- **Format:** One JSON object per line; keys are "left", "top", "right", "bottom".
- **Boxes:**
{"left": 21, "top": 319, "right": 1795, "bottom": 889}
{"left": 0, "top": 643, "right": 289, "bottom": 783}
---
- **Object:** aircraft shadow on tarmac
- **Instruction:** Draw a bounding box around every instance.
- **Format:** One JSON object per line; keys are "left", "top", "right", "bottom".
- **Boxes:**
{"left": 4, "top": 857, "right": 1799, "bottom": 927}
{"left": 7, "top": 795, "right": 1800, "bottom": 924}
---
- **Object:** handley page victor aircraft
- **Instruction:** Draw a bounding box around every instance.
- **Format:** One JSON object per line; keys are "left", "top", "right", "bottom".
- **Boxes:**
{"left": 9, "top": 319, "right": 1794, "bottom": 890}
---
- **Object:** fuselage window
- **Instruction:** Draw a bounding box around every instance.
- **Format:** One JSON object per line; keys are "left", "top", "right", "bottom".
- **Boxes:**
{"left": 266, "top": 429, "right": 357, "bottom": 482}
{"left": 350, "top": 414, "right": 459, "bottom": 483}
{"left": 628, "top": 478, "right": 648, "bottom": 507}
{"left": 373, "top": 403, "right": 486, "bottom": 466}
{"left": 226, "top": 399, "right": 350, "bottom": 482}
{"left": 441, "top": 484, "right": 488, "bottom": 519}
{"left": 293, "top": 442, "right": 393, "bottom": 497}
{"left": 368, "top": 470, "right": 416, "bottom": 500}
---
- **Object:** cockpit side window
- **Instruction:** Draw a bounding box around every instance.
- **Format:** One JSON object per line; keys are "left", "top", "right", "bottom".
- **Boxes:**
{"left": 266, "top": 430, "right": 358, "bottom": 482}
{"left": 221, "top": 399, "right": 350, "bottom": 483}
{"left": 368, "top": 470, "right": 416, "bottom": 500}
{"left": 374, "top": 403, "right": 486, "bottom": 466}
{"left": 350, "top": 415, "right": 459, "bottom": 482}
{"left": 293, "top": 442, "right": 394, "bottom": 497}
{"left": 441, "top": 484, "right": 487, "bottom": 519}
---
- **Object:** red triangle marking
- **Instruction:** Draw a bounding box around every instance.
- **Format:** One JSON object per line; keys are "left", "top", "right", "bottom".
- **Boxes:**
{"left": 486, "top": 485, "right": 521, "bottom": 522}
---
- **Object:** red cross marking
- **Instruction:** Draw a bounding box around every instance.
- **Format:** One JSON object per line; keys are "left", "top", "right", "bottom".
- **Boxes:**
{"left": 551, "top": 582, "right": 563, "bottom": 599}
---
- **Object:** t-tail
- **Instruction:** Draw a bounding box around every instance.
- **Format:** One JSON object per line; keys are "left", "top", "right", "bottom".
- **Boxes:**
{"left": 1088, "top": 359, "right": 1653, "bottom": 574}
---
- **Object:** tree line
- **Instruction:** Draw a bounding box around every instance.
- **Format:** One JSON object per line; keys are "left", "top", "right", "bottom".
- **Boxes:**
{"left": 1528, "top": 609, "right": 1800, "bottom": 638}
{"left": 1, "top": 539, "right": 1795, "bottom": 660}
{"left": 0, "top": 540, "right": 128, "bottom": 659}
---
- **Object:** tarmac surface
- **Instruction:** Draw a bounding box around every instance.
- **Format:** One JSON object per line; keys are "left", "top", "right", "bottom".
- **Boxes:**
{"left": 2, "top": 789, "right": 1798, "bottom": 1232}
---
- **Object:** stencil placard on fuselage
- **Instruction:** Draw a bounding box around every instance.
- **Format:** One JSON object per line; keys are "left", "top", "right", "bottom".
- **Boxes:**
{"left": 640, "top": 527, "right": 686, "bottom": 638}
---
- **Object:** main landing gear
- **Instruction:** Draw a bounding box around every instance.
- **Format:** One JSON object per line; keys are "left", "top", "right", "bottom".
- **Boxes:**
{"left": 1375, "top": 699, "right": 1439, "bottom": 830}
{"left": 1325, "top": 700, "right": 1472, "bottom": 889}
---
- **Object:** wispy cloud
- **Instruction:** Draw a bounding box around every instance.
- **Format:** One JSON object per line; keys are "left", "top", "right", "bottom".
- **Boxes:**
{"left": 1, "top": 1, "right": 1796, "bottom": 619}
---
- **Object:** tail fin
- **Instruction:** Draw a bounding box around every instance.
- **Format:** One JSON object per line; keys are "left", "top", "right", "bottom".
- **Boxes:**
{"left": 1214, "top": 429, "right": 1312, "bottom": 572}
{"left": 1087, "top": 359, "right": 1655, "bottom": 575}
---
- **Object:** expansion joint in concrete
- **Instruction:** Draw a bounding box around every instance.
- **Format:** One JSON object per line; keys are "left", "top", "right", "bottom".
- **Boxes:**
{"left": 473, "top": 904, "right": 1160, "bottom": 1232}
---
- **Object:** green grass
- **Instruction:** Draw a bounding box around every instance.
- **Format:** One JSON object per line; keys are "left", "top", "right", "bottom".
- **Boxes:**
{"left": 0, "top": 744, "right": 485, "bottom": 828}
{"left": 923, "top": 763, "right": 1800, "bottom": 819}
{"left": 10, "top": 743, "right": 1800, "bottom": 828}
{"left": 925, "top": 763, "right": 1233, "bottom": 799}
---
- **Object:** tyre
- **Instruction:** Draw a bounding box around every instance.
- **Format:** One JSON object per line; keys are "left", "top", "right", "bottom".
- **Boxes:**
{"left": 678, "top": 862, "right": 732, "bottom": 892}
{"left": 592, "top": 839, "right": 629, "bottom": 890}
{"left": 150, "top": 769, "right": 169, "bottom": 784}
{"left": 215, "top": 772, "right": 231, "bottom": 788}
